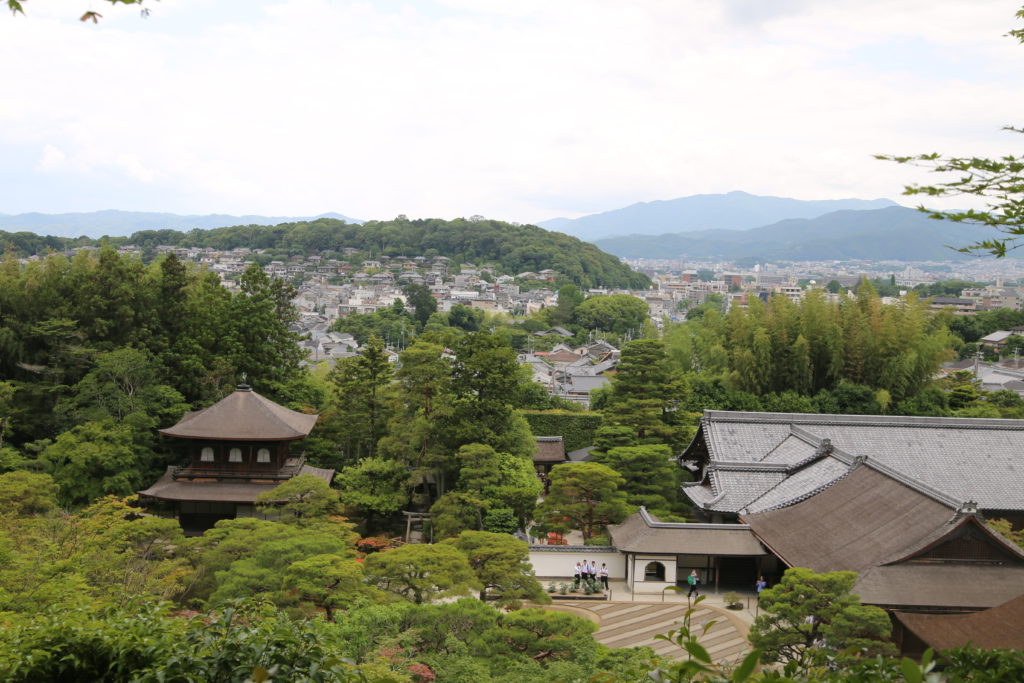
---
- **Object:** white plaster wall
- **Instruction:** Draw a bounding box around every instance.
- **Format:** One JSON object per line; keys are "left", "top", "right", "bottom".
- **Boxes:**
{"left": 529, "top": 549, "right": 624, "bottom": 579}
{"left": 630, "top": 556, "right": 679, "bottom": 594}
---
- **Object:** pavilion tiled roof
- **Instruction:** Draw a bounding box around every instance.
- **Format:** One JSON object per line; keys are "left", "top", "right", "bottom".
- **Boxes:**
{"left": 682, "top": 411, "right": 1024, "bottom": 513}
{"left": 160, "top": 384, "right": 318, "bottom": 441}
{"left": 139, "top": 464, "right": 335, "bottom": 503}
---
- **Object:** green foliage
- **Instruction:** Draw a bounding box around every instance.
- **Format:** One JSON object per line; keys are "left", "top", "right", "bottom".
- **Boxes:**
{"left": 325, "top": 335, "right": 394, "bottom": 461}
{"left": 520, "top": 409, "right": 601, "bottom": 451}
{"left": 0, "top": 250, "right": 305, "bottom": 453}
{"left": 0, "top": 496, "right": 190, "bottom": 614}
{"left": 375, "top": 340, "right": 452, "bottom": 480}
{"left": 330, "top": 307, "right": 415, "bottom": 346}
{"left": 442, "top": 332, "right": 536, "bottom": 462}
{"left": 749, "top": 567, "right": 896, "bottom": 671}
{"left": 482, "top": 507, "right": 519, "bottom": 534}
{"left": 55, "top": 347, "right": 188, "bottom": 428}
{"left": 988, "top": 518, "right": 1024, "bottom": 550}
{"left": 448, "top": 303, "right": 484, "bottom": 331}
{"left": 443, "top": 530, "right": 549, "bottom": 606}
{"left": 28, "top": 216, "right": 650, "bottom": 289}
{"left": 254, "top": 474, "right": 343, "bottom": 522}
{"left": 195, "top": 516, "right": 362, "bottom": 613}
{"left": 0, "top": 600, "right": 390, "bottom": 682}
{"left": 37, "top": 419, "right": 150, "bottom": 506}
{"left": 667, "top": 288, "right": 955, "bottom": 407}
{"left": 549, "top": 284, "right": 585, "bottom": 326}
{"left": 363, "top": 542, "right": 480, "bottom": 604}
{"left": 402, "top": 282, "right": 438, "bottom": 329}
{"left": 336, "top": 457, "right": 410, "bottom": 530}
{"left": 601, "top": 338, "right": 688, "bottom": 449}
{"left": 880, "top": 128, "right": 1024, "bottom": 257}
{"left": 283, "top": 554, "right": 377, "bottom": 621}
{"left": 534, "top": 462, "right": 632, "bottom": 539}
{"left": 594, "top": 444, "right": 686, "bottom": 517}
{"left": 575, "top": 294, "right": 650, "bottom": 335}
{"left": 0, "top": 470, "right": 58, "bottom": 515}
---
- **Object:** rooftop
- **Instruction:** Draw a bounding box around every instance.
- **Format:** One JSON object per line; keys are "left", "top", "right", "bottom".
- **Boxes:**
{"left": 683, "top": 410, "right": 1024, "bottom": 513}
{"left": 160, "top": 384, "right": 319, "bottom": 442}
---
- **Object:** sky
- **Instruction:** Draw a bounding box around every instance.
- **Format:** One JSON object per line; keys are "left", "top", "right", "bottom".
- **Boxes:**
{"left": 2, "top": 0, "right": 1023, "bottom": 224}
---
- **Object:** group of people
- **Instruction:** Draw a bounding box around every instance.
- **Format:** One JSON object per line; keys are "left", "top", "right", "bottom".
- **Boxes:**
{"left": 572, "top": 560, "right": 609, "bottom": 589}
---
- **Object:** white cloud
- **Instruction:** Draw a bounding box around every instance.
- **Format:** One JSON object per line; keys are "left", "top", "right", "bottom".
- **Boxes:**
{"left": 35, "top": 144, "right": 69, "bottom": 173}
{"left": 1, "top": 0, "right": 1022, "bottom": 221}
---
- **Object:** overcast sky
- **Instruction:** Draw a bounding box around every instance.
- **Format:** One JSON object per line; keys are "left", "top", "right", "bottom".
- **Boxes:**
{"left": 2, "top": 0, "right": 1022, "bottom": 224}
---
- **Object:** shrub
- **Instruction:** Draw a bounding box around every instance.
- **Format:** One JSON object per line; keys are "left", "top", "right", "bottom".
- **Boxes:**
{"left": 521, "top": 410, "right": 602, "bottom": 451}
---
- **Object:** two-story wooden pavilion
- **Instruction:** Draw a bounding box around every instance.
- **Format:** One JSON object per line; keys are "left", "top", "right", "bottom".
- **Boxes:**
{"left": 139, "top": 383, "right": 334, "bottom": 533}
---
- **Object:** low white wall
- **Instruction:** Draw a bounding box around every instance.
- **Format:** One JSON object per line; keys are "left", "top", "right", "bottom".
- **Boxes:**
{"left": 529, "top": 547, "right": 625, "bottom": 580}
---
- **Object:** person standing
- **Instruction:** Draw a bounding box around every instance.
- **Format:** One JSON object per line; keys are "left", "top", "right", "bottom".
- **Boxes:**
{"left": 687, "top": 569, "right": 699, "bottom": 598}
{"left": 755, "top": 575, "right": 767, "bottom": 598}
{"left": 588, "top": 560, "right": 597, "bottom": 582}
{"left": 599, "top": 563, "right": 609, "bottom": 590}
{"left": 573, "top": 562, "right": 581, "bottom": 588}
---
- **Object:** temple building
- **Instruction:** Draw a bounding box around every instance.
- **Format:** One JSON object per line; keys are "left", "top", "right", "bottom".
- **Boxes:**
{"left": 139, "top": 383, "right": 334, "bottom": 533}
{"left": 680, "top": 410, "right": 1024, "bottom": 526}
{"left": 530, "top": 410, "right": 1024, "bottom": 619}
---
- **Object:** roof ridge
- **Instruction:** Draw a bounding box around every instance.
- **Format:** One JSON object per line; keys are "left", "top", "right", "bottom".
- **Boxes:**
{"left": 638, "top": 506, "right": 752, "bottom": 531}
{"left": 744, "top": 459, "right": 857, "bottom": 514}
{"left": 702, "top": 409, "right": 1024, "bottom": 430}
{"left": 861, "top": 458, "right": 962, "bottom": 509}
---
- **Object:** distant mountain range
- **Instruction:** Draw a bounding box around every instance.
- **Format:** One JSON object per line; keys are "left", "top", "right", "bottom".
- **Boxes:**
{"left": 0, "top": 210, "right": 362, "bottom": 238}
{"left": 538, "top": 191, "right": 898, "bottom": 240}
{"left": 592, "top": 206, "right": 991, "bottom": 261}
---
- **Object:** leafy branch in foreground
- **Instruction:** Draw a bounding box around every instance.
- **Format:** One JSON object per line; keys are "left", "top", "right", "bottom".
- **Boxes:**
{"left": 647, "top": 593, "right": 761, "bottom": 683}
{"left": 875, "top": 6, "right": 1024, "bottom": 258}
{"left": 876, "top": 130, "right": 1024, "bottom": 257}
{"left": 6, "top": 0, "right": 151, "bottom": 22}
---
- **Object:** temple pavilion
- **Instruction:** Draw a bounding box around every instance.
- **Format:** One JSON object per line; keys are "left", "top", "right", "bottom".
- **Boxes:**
{"left": 139, "top": 383, "right": 334, "bottom": 533}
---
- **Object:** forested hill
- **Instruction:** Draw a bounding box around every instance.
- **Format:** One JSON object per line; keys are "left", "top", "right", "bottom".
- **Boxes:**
{"left": 2, "top": 216, "right": 651, "bottom": 290}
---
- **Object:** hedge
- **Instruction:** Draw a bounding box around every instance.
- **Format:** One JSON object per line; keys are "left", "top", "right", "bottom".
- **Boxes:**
{"left": 520, "top": 410, "right": 602, "bottom": 452}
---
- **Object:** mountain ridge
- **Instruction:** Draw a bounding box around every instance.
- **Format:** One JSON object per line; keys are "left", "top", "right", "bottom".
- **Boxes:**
{"left": 592, "top": 206, "right": 993, "bottom": 261}
{"left": 538, "top": 190, "right": 899, "bottom": 240}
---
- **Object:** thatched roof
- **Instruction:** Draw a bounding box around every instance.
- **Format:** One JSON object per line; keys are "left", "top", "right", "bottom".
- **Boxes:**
{"left": 160, "top": 385, "right": 318, "bottom": 441}
{"left": 894, "top": 595, "right": 1024, "bottom": 650}
{"left": 534, "top": 436, "right": 566, "bottom": 463}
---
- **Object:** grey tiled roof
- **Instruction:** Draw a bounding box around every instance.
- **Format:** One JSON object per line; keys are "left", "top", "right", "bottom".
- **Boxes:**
{"left": 744, "top": 457, "right": 851, "bottom": 514}
{"left": 706, "top": 469, "right": 787, "bottom": 512}
{"left": 760, "top": 433, "right": 819, "bottom": 465}
{"left": 686, "top": 411, "right": 1024, "bottom": 513}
